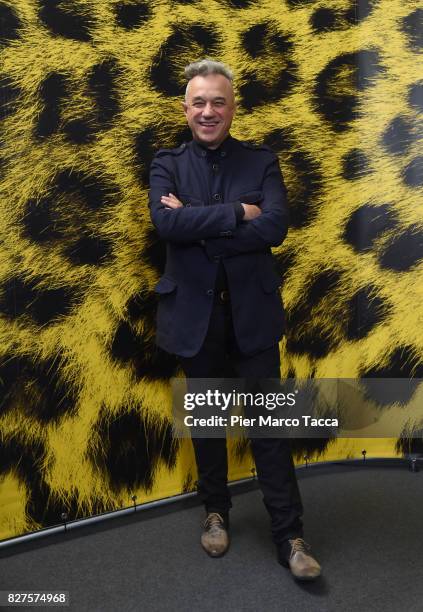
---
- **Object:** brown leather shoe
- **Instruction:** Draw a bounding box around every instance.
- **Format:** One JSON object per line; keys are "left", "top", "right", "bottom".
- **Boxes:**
{"left": 282, "top": 538, "right": 321, "bottom": 581}
{"left": 200, "top": 513, "right": 229, "bottom": 557}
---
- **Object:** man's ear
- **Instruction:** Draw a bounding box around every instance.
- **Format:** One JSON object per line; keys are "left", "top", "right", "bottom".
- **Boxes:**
{"left": 182, "top": 101, "right": 188, "bottom": 115}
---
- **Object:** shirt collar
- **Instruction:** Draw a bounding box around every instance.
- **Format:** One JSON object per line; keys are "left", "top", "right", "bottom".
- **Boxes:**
{"left": 191, "top": 134, "right": 235, "bottom": 158}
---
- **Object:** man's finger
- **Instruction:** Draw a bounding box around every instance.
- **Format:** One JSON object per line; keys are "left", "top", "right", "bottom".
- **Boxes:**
{"left": 161, "top": 196, "right": 182, "bottom": 208}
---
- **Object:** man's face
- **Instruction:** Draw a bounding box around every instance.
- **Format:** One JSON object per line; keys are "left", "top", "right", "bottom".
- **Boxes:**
{"left": 182, "top": 74, "right": 236, "bottom": 149}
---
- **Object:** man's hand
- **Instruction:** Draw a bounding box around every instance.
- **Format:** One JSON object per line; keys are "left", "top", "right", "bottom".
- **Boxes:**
{"left": 242, "top": 203, "right": 262, "bottom": 221}
{"left": 161, "top": 193, "right": 183, "bottom": 209}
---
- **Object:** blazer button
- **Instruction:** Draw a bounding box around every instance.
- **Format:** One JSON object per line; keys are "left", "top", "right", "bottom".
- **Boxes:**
{"left": 206, "top": 289, "right": 214, "bottom": 296}
{"left": 220, "top": 151, "right": 227, "bottom": 157}
{"left": 213, "top": 255, "right": 221, "bottom": 262}
{"left": 185, "top": 203, "right": 191, "bottom": 207}
{"left": 212, "top": 163, "right": 219, "bottom": 172}
{"left": 213, "top": 193, "right": 221, "bottom": 201}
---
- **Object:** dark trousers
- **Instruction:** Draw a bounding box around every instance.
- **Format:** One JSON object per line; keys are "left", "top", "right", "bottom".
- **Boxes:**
{"left": 179, "top": 297, "right": 304, "bottom": 547}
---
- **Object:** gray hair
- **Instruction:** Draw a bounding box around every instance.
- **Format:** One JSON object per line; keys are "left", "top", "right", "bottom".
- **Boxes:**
{"left": 184, "top": 59, "right": 234, "bottom": 99}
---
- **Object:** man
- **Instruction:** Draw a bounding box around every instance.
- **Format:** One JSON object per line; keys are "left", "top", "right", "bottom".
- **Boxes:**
{"left": 148, "top": 59, "right": 321, "bottom": 581}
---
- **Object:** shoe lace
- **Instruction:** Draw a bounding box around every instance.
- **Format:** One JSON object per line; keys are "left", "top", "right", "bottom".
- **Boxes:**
{"left": 289, "top": 538, "right": 311, "bottom": 557}
{"left": 204, "top": 512, "right": 225, "bottom": 531}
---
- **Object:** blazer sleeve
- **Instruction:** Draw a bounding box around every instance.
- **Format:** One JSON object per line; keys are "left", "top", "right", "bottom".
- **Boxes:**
{"left": 204, "top": 154, "right": 290, "bottom": 258}
{"left": 149, "top": 154, "right": 238, "bottom": 243}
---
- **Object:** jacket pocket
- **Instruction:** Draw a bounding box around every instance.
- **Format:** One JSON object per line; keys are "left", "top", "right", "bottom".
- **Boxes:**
{"left": 154, "top": 276, "right": 177, "bottom": 294}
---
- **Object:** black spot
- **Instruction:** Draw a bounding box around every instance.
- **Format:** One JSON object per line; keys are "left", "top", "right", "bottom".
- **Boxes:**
{"left": 56, "top": 169, "right": 117, "bottom": 210}
{"left": 182, "top": 472, "right": 195, "bottom": 494}
{"left": 396, "top": 434, "right": 423, "bottom": 456}
{"left": 39, "top": 71, "right": 68, "bottom": 106}
{"left": 134, "top": 337, "right": 179, "bottom": 380}
{"left": 21, "top": 196, "right": 62, "bottom": 244}
{"left": 0, "top": 436, "right": 47, "bottom": 524}
{"left": 402, "top": 9, "right": 423, "bottom": 51}
{"left": 0, "top": 354, "right": 78, "bottom": 422}
{"left": 344, "top": 0, "right": 375, "bottom": 24}
{"left": 239, "top": 27, "right": 297, "bottom": 110}
{"left": 346, "top": 286, "right": 389, "bottom": 340}
{"left": 0, "top": 76, "right": 20, "bottom": 119}
{"left": 307, "top": 271, "right": 342, "bottom": 307}
{"left": 31, "top": 287, "right": 77, "bottom": 325}
{"left": 290, "top": 438, "right": 331, "bottom": 461}
{"left": 0, "top": 436, "right": 89, "bottom": 527}
{"left": 262, "top": 128, "right": 290, "bottom": 153}
{"left": 287, "top": 271, "right": 342, "bottom": 323}
{"left": 88, "top": 408, "right": 178, "bottom": 493}
{"left": 24, "top": 356, "right": 79, "bottom": 422}
{"left": 126, "top": 289, "right": 158, "bottom": 323}
{"left": 0, "top": 435, "right": 45, "bottom": 480}
{"left": 22, "top": 171, "right": 119, "bottom": 254}
{"left": 227, "top": 0, "right": 255, "bottom": 7}
{"left": 171, "top": 124, "right": 193, "bottom": 147}
{"left": 35, "top": 72, "right": 68, "bottom": 139}
{"left": 285, "top": 150, "right": 322, "bottom": 228}
{"left": 0, "top": 355, "right": 19, "bottom": 413}
{"left": 150, "top": 25, "right": 220, "bottom": 97}
{"left": 314, "top": 50, "right": 382, "bottom": 131}
{"left": 0, "top": 276, "right": 75, "bottom": 324}
{"left": 310, "top": 8, "right": 337, "bottom": 33}
{"left": 404, "top": 157, "right": 423, "bottom": 187}
{"left": 286, "top": 328, "right": 335, "bottom": 359}
{"left": 285, "top": 0, "right": 314, "bottom": 6}
{"left": 39, "top": 0, "right": 92, "bottom": 41}
{"left": 409, "top": 81, "right": 423, "bottom": 112}
{"left": 111, "top": 320, "right": 178, "bottom": 380}
{"left": 262, "top": 129, "right": 322, "bottom": 228}
{"left": 242, "top": 23, "right": 267, "bottom": 57}
{"left": 273, "top": 248, "right": 296, "bottom": 284}
{"left": 382, "top": 116, "right": 414, "bottom": 155}
{"left": 27, "top": 479, "right": 106, "bottom": 526}
{"left": 361, "top": 346, "right": 423, "bottom": 406}
{"left": 344, "top": 204, "right": 399, "bottom": 252}
{"left": 342, "top": 149, "right": 372, "bottom": 180}
{"left": 115, "top": 2, "right": 150, "bottom": 29}
{"left": 134, "top": 123, "right": 191, "bottom": 186}
{"left": 242, "top": 22, "right": 293, "bottom": 58}
{"left": 111, "top": 320, "right": 140, "bottom": 363}
{"left": 134, "top": 127, "right": 158, "bottom": 186}
{"left": 63, "top": 118, "right": 96, "bottom": 144}
{"left": 0, "top": 3, "right": 21, "bottom": 44}
{"left": 379, "top": 226, "right": 423, "bottom": 271}
{"left": 88, "top": 59, "right": 122, "bottom": 126}
{"left": 64, "top": 235, "right": 114, "bottom": 266}
{"left": 143, "top": 228, "right": 166, "bottom": 275}
{"left": 286, "top": 271, "right": 342, "bottom": 358}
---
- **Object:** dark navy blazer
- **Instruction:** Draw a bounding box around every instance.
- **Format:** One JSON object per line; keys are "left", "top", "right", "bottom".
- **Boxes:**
{"left": 148, "top": 135, "right": 289, "bottom": 357}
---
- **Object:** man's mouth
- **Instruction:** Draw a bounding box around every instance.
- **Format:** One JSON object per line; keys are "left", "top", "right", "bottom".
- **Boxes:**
{"left": 199, "top": 122, "right": 219, "bottom": 127}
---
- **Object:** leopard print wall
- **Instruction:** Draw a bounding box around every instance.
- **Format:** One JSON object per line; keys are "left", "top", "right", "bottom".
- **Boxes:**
{"left": 0, "top": 0, "right": 422, "bottom": 540}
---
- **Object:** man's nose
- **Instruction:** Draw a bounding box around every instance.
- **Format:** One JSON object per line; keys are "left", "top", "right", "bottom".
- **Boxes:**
{"left": 202, "top": 102, "right": 215, "bottom": 117}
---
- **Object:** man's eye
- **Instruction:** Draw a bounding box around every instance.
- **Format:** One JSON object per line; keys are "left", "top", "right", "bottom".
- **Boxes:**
{"left": 193, "top": 102, "right": 205, "bottom": 107}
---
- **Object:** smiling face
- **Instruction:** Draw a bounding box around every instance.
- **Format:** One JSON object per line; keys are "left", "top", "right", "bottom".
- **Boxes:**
{"left": 182, "top": 73, "right": 236, "bottom": 149}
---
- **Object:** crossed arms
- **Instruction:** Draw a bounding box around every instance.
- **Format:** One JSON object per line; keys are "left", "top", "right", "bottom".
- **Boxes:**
{"left": 148, "top": 154, "right": 289, "bottom": 257}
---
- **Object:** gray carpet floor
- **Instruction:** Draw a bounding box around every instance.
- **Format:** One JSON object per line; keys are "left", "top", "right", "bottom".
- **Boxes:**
{"left": 1, "top": 465, "right": 423, "bottom": 612}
